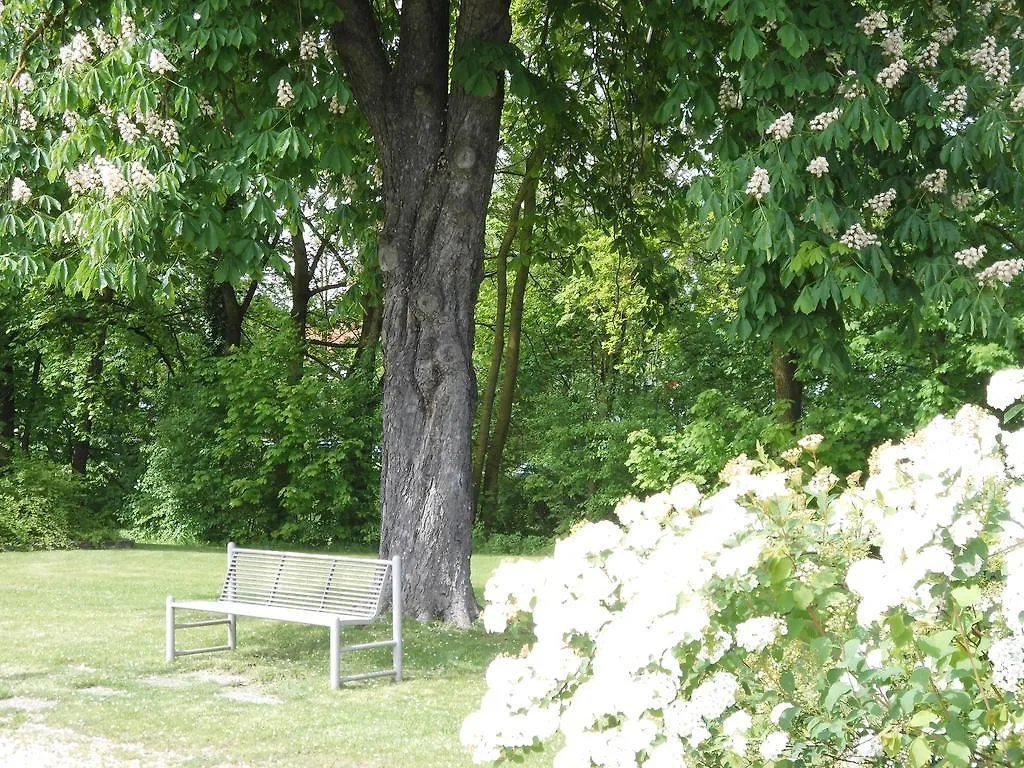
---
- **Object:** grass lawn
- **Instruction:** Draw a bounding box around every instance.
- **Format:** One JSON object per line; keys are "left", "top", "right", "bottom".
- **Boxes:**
{"left": 0, "top": 546, "right": 551, "bottom": 767}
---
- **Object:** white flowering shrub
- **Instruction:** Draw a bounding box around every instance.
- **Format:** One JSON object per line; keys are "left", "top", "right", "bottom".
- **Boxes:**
{"left": 464, "top": 370, "right": 1024, "bottom": 767}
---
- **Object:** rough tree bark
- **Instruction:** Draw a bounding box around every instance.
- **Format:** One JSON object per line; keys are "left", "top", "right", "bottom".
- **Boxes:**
{"left": 332, "top": 0, "right": 512, "bottom": 625}
{"left": 772, "top": 343, "right": 803, "bottom": 425}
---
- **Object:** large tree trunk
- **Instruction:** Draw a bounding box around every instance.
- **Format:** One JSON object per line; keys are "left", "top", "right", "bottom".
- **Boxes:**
{"left": 772, "top": 343, "right": 803, "bottom": 425}
{"left": 333, "top": 0, "right": 512, "bottom": 625}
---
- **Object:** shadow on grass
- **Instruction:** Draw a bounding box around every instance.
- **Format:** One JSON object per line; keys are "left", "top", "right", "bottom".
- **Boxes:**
{"left": 217, "top": 616, "right": 528, "bottom": 682}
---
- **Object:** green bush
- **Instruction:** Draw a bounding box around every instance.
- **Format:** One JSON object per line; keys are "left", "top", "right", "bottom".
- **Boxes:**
{"left": 0, "top": 457, "right": 92, "bottom": 550}
{"left": 128, "top": 331, "right": 381, "bottom": 546}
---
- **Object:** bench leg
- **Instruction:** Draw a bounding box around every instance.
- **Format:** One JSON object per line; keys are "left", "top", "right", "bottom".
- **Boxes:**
{"left": 228, "top": 614, "right": 236, "bottom": 650}
{"left": 165, "top": 597, "right": 176, "bottom": 663}
{"left": 392, "top": 556, "right": 402, "bottom": 682}
{"left": 330, "top": 618, "right": 341, "bottom": 691}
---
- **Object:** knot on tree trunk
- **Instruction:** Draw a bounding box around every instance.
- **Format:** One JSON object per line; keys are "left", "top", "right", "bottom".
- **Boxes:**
{"left": 413, "top": 289, "right": 442, "bottom": 319}
{"left": 453, "top": 145, "right": 477, "bottom": 170}
{"left": 379, "top": 242, "right": 400, "bottom": 273}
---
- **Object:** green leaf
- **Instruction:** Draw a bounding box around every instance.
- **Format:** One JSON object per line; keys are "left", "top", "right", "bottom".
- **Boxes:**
{"left": 951, "top": 586, "right": 980, "bottom": 608}
{"left": 908, "top": 710, "right": 939, "bottom": 729}
{"left": 823, "top": 680, "right": 851, "bottom": 712}
{"left": 909, "top": 736, "right": 932, "bottom": 768}
{"left": 792, "top": 583, "right": 814, "bottom": 609}
{"left": 944, "top": 740, "right": 971, "bottom": 768}
{"left": 919, "top": 629, "right": 958, "bottom": 660}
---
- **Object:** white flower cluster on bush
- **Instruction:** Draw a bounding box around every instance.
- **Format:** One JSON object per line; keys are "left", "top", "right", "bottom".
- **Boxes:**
{"left": 464, "top": 369, "right": 1024, "bottom": 767}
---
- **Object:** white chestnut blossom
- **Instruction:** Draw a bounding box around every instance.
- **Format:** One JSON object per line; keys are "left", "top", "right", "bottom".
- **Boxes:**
{"left": 969, "top": 37, "right": 1011, "bottom": 86}
{"left": 809, "top": 108, "right": 840, "bottom": 131}
{"left": 159, "top": 120, "right": 180, "bottom": 149}
{"left": 745, "top": 167, "right": 770, "bottom": 200}
{"left": 941, "top": 85, "right": 968, "bottom": 116}
{"left": 840, "top": 71, "right": 865, "bottom": 100}
{"left": 916, "top": 41, "right": 940, "bottom": 68}
{"left": 765, "top": 112, "right": 794, "bottom": 141}
{"left": 1011, "top": 87, "right": 1024, "bottom": 113}
{"left": 120, "top": 17, "right": 137, "bottom": 43}
{"left": 855, "top": 11, "right": 889, "bottom": 36}
{"left": 116, "top": 114, "right": 140, "bottom": 143}
{"left": 128, "top": 162, "right": 156, "bottom": 190}
{"left": 718, "top": 79, "right": 742, "bottom": 110}
{"left": 94, "top": 157, "right": 127, "bottom": 198}
{"left": 954, "top": 245, "right": 987, "bottom": 268}
{"left": 92, "top": 27, "right": 116, "bottom": 55}
{"left": 865, "top": 188, "right": 896, "bottom": 216}
{"left": 277, "top": 79, "right": 295, "bottom": 108}
{"left": 951, "top": 191, "right": 973, "bottom": 210}
{"left": 840, "top": 224, "right": 880, "bottom": 249}
{"left": 17, "top": 108, "right": 36, "bottom": 131}
{"left": 62, "top": 111, "right": 79, "bottom": 131}
{"left": 934, "top": 26, "right": 958, "bottom": 46}
{"left": 198, "top": 97, "right": 215, "bottom": 118}
{"left": 59, "top": 32, "right": 95, "bottom": 67}
{"left": 978, "top": 259, "right": 1024, "bottom": 285}
{"left": 882, "top": 26, "right": 905, "bottom": 58}
{"left": 876, "top": 58, "right": 908, "bottom": 90}
{"left": 14, "top": 72, "right": 34, "bottom": 93}
{"left": 148, "top": 49, "right": 176, "bottom": 75}
{"left": 10, "top": 177, "right": 31, "bottom": 204}
{"left": 806, "top": 156, "right": 829, "bottom": 177}
{"left": 329, "top": 95, "right": 346, "bottom": 116}
{"left": 299, "top": 30, "right": 319, "bottom": 61}
{"left": 920, "top": 168, "right": 948, "bottom": 194}
{"left": 66, "top": 162, "right": 100, "bottom": 194}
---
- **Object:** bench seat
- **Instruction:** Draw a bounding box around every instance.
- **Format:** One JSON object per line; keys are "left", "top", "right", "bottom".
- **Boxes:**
{"left": 171, "top": 599, "right": 374, "bottom": 628}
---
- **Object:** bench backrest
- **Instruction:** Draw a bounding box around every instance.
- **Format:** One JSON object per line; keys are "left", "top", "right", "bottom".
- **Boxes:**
{"left": 219, "top": 545, "right": 392, "bottom": 620}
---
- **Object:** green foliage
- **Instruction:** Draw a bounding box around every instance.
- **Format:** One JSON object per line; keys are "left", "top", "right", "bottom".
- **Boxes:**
{"left": 131, "top": 329, "right": 381, "bottom": 546}
{"left": 627, "top": 388, "right": 788, "bottom": 491}
{"left": 0, "top": 455, "right": 92, "bottom": 549}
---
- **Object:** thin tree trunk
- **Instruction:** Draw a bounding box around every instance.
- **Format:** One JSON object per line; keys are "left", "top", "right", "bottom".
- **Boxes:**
{"left": 0, "top": 333, "right": 14, "bottom": 466}
{"left": 71, "top": 325, "right": 108, "bottom": 475}
{"left": 20, "top": 351, "right": 40, "bottom": 455}
{"left": 481, "top": 179, "right": 535, "bottom": 510}
{"left": 472, "top": 185, "right": 520, "bottom": 512}
{"left": 333, "top": 0, "right": 512, "bottom": 626}
{"left": 772, "top": 343, "right": 803, "bottom": 425}
{"left": 353, "top": 260, "right": 383, "bottom": 371}
{"left": 288, "top": 227, "right": 311, "bottom": 385}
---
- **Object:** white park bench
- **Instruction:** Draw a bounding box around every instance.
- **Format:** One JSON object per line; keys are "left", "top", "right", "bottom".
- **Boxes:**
{"left": 165, "top": 543, "right": 402, "bottom": 690}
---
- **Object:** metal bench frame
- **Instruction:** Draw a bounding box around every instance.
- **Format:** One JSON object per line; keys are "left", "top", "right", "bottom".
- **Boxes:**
{"left": 165, "top": 543, "right": 402, "bottom": 690}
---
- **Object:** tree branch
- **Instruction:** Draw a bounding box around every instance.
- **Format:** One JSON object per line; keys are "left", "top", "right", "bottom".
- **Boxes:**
{"left": 9, "top": 4, "right": 68, "bottom": 85}
{"left": 331, "top": 0, "right": 394, "bottom": 135}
